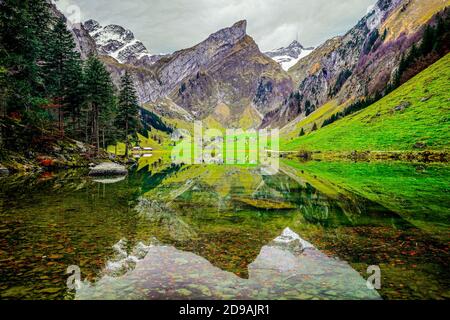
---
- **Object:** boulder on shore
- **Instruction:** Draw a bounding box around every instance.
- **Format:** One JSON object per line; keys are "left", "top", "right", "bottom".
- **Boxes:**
{"left": 89, "top": 162, "right": 127, "bottom": 176}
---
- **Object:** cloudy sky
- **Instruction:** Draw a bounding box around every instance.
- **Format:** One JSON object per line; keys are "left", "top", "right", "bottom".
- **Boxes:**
{"left": 55, "top": 0, "right": 376, "bottom": 54}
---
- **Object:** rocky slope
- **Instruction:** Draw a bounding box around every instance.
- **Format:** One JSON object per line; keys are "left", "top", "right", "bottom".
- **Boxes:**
{"left": 262, "top": 0, "right": 450, "bottom": 129}
{"left": 166, "top": 22, "right": 294, "bottom": 125}
{"left": 264, "top": 40, "right": 314, "bottom": 71}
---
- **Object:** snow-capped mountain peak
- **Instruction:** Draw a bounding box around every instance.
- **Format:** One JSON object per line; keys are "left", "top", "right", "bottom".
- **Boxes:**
{"left": 83, "top": 19, "right": 157, "bottom": 64}
{"left": 265, "top": 40, "right": 314, "bottom": 71}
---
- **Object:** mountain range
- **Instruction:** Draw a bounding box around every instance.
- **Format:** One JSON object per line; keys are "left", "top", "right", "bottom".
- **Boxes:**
{"left": 262, "top": 0, "right": 450, "bottom": 129}
{"left": 84, "top": 19, "right": 293, "bottom": 129}
{"left": 58, "top": 0, "right": 449, "bottom": 132}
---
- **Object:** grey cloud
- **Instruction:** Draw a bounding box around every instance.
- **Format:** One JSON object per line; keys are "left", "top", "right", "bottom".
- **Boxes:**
{"left": 55, "top": 0, "right": 376, "bottom": 54}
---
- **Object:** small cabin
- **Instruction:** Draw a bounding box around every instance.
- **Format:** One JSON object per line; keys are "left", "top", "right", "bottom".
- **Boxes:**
{"left": 132, "top": 146, "right": 142, "bottom": 151}
{"left": 143, "top": 147, "right": 153, "bottom": 151}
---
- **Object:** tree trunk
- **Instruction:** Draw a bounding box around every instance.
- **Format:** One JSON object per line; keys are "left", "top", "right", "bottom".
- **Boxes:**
{"left": 125, "top": 119, "right": 129, "bottom": 158}
{"left": 59, "top": 105, "right": 64, "bottom": 138}
{"left": 85, "top": 110, "right": 89, "bottom": 145}
{"left": 95, "top": 105, "right": 100, "bottom": 154}
{"left": 91, "top": 103, "right": 99, "bottom": 154}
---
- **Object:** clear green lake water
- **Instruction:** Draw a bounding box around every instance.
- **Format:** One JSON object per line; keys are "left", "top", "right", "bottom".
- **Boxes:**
{"left": 0, "top": 158, "right": 449, "bottom": 300}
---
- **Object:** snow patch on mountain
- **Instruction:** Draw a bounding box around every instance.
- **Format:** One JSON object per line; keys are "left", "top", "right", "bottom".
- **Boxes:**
{"left": 265, "top": 40, "right": 314, "bottom": 71}
{"left": 83, "top": 19, "right": 158, "bottom": 64}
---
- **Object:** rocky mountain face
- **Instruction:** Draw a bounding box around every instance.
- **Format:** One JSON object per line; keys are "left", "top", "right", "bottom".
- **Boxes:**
{"left": 262, "top": 0, "right": 449, "bottom": 129}
{"left": 165, "top": 21, "right": 294, "bottom": 124}
{"left": 264, "top": 40, "right": 314, "bottom": 71}
{"left": 84, "top": 19, "right": 163, "bottom": 64}
{"left": 99, "top": 20, "right": 293, "bottom": 128}
{"left": 49, "top": 3, "right": 97, "bottom": 59}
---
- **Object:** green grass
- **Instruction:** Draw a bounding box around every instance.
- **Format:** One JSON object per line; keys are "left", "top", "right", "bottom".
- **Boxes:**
{"left": 282, "top": 159, "right": 450, "bottom": 241}
{"left": 282, "top": 53, "right": 450, "bottom": 152}
{"left": 107, "top": 130, "right": 173, "bottom": 156}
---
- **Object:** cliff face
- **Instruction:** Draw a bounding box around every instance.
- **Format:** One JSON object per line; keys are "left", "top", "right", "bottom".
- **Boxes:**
{"left": 69, "top": 23, "right": 98, "bottom": 59}
{"left": 262, "top": 0, "right": 449, "bottom": 129}
{"left": 170, "top": 35, "right": 293, "bottom": 125}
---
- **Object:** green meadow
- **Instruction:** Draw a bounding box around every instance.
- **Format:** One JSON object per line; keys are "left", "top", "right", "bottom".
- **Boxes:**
{"left": 282, "top": 53, "right": 450, "bottom": 152}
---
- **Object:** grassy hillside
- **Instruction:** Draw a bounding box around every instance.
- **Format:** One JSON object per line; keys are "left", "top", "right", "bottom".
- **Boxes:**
{"left": 280, "top": 99, "right": 346, "bottom": 140}
{"left": 282, "top": 53, "right": 450, "bottom": 152}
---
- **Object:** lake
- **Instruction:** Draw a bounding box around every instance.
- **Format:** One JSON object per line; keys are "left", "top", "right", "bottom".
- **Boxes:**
{"left": 0, "top": 158, "right": 449, "bottom": 300}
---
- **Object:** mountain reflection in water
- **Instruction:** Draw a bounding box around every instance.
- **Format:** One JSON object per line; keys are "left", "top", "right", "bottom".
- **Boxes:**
{"left": 75, "top": 228, "right": 381, "bottom": 300}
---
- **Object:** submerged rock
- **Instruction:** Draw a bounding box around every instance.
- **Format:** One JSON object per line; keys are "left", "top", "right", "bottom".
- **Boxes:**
{"left": 89, "top": 162, "right": 127, "bottom": 176}
{"left": 0, "top": 164, "right": 9, "bottom": 175}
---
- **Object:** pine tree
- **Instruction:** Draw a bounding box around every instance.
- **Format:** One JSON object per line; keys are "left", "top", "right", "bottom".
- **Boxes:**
{"left": 83, "top": 55, "right": 115, "bottom": 152}
{"left": 393, "top": 54, "right": 406, "bottom": 88}
{"left": 0, "top": 66, "right": 7, "bottom": 117}
{"left": 299, "top": 128, "right": 305, "bottom": 137}
{"left": 381, "top": 28, "right": 388, "bottom": 41}
{"left": 311, "top": 123, "right": 318, "bottom": 132}
{"left": 0, "top": 0, "right": 53, "bottom": 115}
{"left": 408, "top": 43, "right": 419, "bottom": 63}
{"left": 115, "top": 71, "right": 141, "bottom": 157}
{"left": 433, "top": 13, "right": 448, "bottom": 53}
{"left": 420, "top": 24, "right": 436, "bottom": 56}
{"left": 65, "top": 60, "right": 85, "bottom": 139}
{"left": 44, "top": 18, "right": 83, "bottom": 136}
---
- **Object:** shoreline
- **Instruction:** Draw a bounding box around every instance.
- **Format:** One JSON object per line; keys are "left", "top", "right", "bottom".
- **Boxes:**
{"left": 284, "top": 149, "right": 449, "bottom": 163}
{"left": 0, "top": 147, "right": 133, "bottom": 175}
